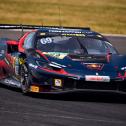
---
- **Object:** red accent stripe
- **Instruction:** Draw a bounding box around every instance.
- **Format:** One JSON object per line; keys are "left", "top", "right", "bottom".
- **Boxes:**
{"left": 40, "top": 67, "right": 76, "bottom": 77}
{"left": 40, "top": 67, "right": 66, "bottom": 75}
{"left": 36, "top": 50, "right": 49, "bottom": 61}
{"left": 18, "top": 32, "right": 30, "bottom": 52}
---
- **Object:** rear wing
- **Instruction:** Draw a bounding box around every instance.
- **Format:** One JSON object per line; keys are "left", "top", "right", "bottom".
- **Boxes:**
{"left": 0, "top": 24, "right": 43, "bottom": 30}
{"left": 0, "top": 24, "right": 91, "bottom": 40}
{"left": 0, "top": 24, "right": 90, "bottom": 30}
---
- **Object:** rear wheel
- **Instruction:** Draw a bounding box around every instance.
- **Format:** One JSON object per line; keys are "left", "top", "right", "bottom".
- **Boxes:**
{"left": 20, "top": 64, "right": 31, "bottom": 94}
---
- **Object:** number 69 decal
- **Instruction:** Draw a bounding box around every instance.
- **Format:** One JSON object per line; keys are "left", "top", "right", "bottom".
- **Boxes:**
{"left": 40, "top": 37, "right": 52, "bottom": 44}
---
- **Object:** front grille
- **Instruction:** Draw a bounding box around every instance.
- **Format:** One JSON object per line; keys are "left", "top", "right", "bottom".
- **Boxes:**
{"left": 76, "top": 81, "right": 118, "bottom": 90}
{"left": 64, "top": 79, "right": 126, "bottom": 91}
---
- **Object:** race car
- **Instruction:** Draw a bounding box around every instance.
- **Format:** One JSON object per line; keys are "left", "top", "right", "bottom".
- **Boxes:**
{"left": 0, "top": 24, "right": 126, "bottom": 94}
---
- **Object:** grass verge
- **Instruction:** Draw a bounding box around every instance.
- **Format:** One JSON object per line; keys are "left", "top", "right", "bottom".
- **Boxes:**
{"left": 0, "top": 0, "right": 126, "bottom": 34}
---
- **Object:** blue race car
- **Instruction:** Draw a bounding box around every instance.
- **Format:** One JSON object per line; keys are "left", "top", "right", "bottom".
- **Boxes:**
{"left": 0, "top": 24, "right": 126, "bottom": 94}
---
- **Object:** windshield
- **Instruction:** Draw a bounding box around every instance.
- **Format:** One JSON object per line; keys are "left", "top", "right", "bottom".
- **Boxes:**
{"left": 36, "top": 36, "right": 117, "bottom": 58}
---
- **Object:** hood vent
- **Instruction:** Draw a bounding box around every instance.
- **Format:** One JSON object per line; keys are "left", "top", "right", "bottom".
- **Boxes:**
{"left": 68, "top": 54, "right": 108, "bottom": 63}
{"left": 84, "top": 63, "right": 104, "bottom": 70}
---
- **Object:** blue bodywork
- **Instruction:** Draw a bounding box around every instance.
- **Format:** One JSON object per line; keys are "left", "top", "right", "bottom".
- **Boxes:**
{"left": 0, "top": 26, "right": 126, "bottom": 93}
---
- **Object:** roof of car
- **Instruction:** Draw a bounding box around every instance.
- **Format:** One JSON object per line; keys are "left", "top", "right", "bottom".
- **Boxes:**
{"left": 37, "top": 27, "right": 105, "bottom": 39}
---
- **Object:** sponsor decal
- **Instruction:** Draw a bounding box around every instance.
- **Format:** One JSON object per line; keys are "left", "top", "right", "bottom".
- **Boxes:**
{"left": 49, "top": 29, "right": 82, "bottom": 34}
{"left": 0, "top": 78, "right": 21, "bottom": 87}
{"left": 44, "top": 52, "right": 68, "bottom": 59}
{"left": 54, "top": 79, "right": 62, "bottom": 87}
{"left": 62, "top": 33, "right": 85, "bottom": 37}
{"left": 40, "top": 33, "right": 46, "bottom": 36}
{"left": 85, "top": 75, "right": 110, "bottom": 82}
{"left": 19, "top": 58, "right": 25, "bottom": 65}
{"left": 30, "top": 86, "right": 39, "bottom": 92}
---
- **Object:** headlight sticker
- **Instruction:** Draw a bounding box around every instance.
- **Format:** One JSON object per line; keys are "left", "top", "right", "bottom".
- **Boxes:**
{"left": 45, "top": 52, "right": 68, "bottom": 59}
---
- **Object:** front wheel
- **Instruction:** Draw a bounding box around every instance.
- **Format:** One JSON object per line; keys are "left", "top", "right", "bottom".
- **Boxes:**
{"left": 20, "top": 64, "right": 31, "bottom": 94}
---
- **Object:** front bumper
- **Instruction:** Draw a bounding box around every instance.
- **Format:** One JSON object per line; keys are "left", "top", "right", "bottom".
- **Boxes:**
{"left": 29, "top": 67, "right": 126, "bottom": 93}
{"left": 30, "top": 76, "right": 126, "bottom": 94}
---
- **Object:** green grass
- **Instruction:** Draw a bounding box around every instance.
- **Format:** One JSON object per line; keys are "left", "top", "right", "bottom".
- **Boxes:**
{"left": 0, "top": 0, "right": 126, "bottom": 34}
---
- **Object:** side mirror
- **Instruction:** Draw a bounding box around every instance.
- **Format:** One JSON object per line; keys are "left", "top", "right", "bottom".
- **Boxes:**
{"left": 0, "top": 44, "right": 6, "bottom": 60}
{"left": 7, "top": 40, "right": 18, "bottom": 53}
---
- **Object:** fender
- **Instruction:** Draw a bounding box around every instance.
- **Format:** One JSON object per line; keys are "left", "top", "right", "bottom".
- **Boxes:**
{"left": 111, "top": 54, "right": 126, "bottom": 67}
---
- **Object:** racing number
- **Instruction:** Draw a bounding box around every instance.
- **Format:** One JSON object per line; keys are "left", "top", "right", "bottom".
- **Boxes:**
{"left": 40, "top": 37, "right": 52, "bottom": 44}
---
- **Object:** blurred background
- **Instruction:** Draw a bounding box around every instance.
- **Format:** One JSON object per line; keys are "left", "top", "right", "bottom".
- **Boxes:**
{"left": 0, "top": 0, "right": 126, "bottom": 34}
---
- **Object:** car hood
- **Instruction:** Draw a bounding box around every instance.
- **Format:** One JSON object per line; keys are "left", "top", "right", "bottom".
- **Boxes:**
{"left": 46, "top": 54, "right": 124, "bottom": 78}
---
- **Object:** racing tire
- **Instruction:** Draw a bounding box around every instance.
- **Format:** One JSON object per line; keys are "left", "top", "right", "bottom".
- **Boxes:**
{"left": 20, "top": 64, "right": 31, "bottom": 94}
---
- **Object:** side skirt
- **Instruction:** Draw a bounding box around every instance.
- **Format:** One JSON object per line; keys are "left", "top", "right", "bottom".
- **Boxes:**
{"left": 0, "top": 77, "right": 21, "bottom": 88}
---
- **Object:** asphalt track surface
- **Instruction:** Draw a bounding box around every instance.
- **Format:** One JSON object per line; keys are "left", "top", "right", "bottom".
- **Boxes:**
{"left": 0, "top": 30, "right": 126, "bottom": 126}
